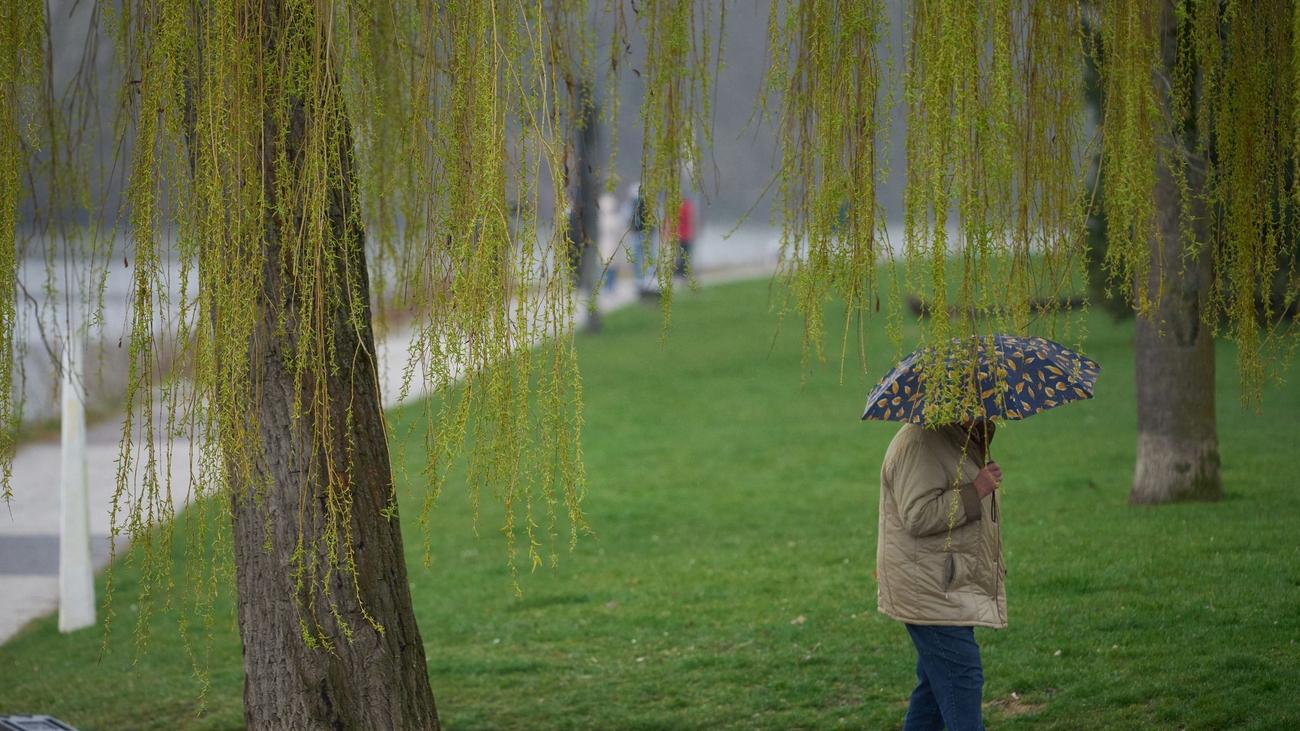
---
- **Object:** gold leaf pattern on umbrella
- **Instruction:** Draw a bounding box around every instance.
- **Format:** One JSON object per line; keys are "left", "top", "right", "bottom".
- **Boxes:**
{"left": 861, "top": 335, "right": 1101, "bottom": 423}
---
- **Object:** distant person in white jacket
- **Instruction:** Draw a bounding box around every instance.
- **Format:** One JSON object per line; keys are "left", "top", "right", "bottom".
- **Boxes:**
{"left": 597, "top": 192, "right": 620, "bottom": 290}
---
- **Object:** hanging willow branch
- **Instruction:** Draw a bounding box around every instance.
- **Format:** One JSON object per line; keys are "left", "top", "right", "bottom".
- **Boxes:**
{"left": 769, "top": 1, "right": 1090, "bottom": 421}
{"left": 1097, "top": 0, "right": 1161, "bottom": 319}
{"left": 1099, "top": 0, "right": 1300, "bottom": 405}
{"left": 766, "top": 0, "right": 891, "bottom": 375}
{"left": 335, "top": 0, "right": 595, "bottom": 584}
{"left": 631, "top": 0, "right": 718, "bottom": 318}
{"left": 0, "top": 0, "right": 728, "bottom": 663}
{"left": 0, "top": 0, "right": 44, "bottom": 503}
{"left": 88, "top": 0, "right": 605, "bottom": 647}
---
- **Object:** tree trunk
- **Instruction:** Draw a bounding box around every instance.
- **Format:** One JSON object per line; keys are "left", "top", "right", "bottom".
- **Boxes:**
{"left": 225, "top": 4, "right": 440, "bottom": 728}
{"left": 574, "top": 79, "right": 602, "bottom": 333}
{"left": 1130, "top": 1, "right": 1222, "bottom": 505}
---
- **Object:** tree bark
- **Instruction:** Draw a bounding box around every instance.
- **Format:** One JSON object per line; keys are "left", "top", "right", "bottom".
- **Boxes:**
{"left": 224, "top": 3, "right": 440, "bottom": 728}
{"left": 1130, "top": 1, "right": 1222, "bottom": 505}
{"left": 573, "top": 78, "right": 602, "bottom": 333}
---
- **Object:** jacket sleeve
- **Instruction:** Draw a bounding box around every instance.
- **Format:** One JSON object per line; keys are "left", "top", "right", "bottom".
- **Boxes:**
{"left": 891, "top": 438, "right": 983, "bottom": 538}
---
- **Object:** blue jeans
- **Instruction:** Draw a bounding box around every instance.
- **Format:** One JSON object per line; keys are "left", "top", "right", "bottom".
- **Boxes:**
{"left": 903, "top": 624, "right": 985, "bottom": 731}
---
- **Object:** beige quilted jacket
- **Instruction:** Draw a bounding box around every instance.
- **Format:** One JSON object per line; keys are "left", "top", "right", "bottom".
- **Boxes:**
{"left": 875, "top": 423, "right": 1007, "bottom": 629}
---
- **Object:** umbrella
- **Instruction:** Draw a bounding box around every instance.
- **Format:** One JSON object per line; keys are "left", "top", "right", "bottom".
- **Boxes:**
{"left": 861, "top": 334, "right": 1100, "bottom": 424}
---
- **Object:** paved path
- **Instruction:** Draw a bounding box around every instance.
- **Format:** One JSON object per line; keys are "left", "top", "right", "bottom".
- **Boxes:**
{"left": 0, "top": 261, "right": 776, "bottom": 644}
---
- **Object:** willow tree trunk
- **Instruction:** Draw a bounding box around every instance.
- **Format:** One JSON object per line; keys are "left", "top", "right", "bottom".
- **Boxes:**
{"left": 1130, "top": 1, "right": 1222, "bottom": 505}
{"left": 224, "top": 4, "right": 440, "bottom": 729}
{"left": 573, "top": 78, "right": 602, "bottom": 333}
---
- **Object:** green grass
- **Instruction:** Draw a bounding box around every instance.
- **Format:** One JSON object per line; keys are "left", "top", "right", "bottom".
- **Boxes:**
{"left": 2, "top": 278, "right": 1298, "bottom": 730}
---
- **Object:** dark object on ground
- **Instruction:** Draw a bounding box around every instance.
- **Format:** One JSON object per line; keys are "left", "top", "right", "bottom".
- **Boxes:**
{"left": 906, "top": 295, "right": 1086, "bottom": 320}
{"left": 0, "top": 717, "right": 80, "bottom": 731}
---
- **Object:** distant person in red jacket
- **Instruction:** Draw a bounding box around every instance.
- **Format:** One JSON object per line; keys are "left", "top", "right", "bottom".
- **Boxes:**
{"left": 674, "top": 197, "right": 695, "bottom": 278}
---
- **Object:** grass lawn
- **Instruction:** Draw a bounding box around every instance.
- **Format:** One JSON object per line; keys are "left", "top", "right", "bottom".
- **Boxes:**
{"left": 1, "top": 277, "right": 1298, "bottom": 730}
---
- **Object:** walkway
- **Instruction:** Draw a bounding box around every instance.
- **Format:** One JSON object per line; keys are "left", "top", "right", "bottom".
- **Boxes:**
{"left": 0, "top": 259, "right": 775, "bottom": 643}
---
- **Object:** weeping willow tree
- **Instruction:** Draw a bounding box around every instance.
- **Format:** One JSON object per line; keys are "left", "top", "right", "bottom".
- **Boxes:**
{"left": 1096, "top": 0, "right": 1300, "bottom": 503}
{"left": 769, "top": 0, "right": 1297, "bottom": 503}
{"left": 3, "top": 0, "right": 1300, "bottom": 728}
{"left": 7, "top": 0, "right": 600, "bottom": 726}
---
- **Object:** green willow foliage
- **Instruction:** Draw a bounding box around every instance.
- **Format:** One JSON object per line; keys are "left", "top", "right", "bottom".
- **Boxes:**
{"left": 769, "top": 1, "right": 1090, "bottom": 422}
{"left": 337, "top": 0, "right": 594, "bottom": 583}
{"left": 766, "top": 0, "right": 891, "bottom": 376}
{"left": 1097, "top": 0, "right": 1159, "bottom": 320}
{"left": 1099, "top": 0, "right": 1300, "bottom": 402}
{"left": 0, "top": 0, "right": 43, "bottom": 503}
{"left": 1, "top": 0, "right": 1298, "bottom": 660}
{"left": 96, "top": 0, "right": 609, "bottom": 649}
{"left": 625, "top": 0, "right": 718, "bottom": 318}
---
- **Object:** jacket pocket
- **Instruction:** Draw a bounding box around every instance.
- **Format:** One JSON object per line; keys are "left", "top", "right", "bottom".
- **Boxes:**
{"left": 943, "top": 553, "right": 957, "bottom": 591}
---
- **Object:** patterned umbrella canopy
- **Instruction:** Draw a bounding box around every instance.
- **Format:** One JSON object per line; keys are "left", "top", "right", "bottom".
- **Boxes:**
{"left": 861, "top": 335, "right": 1100, "bottom": 423}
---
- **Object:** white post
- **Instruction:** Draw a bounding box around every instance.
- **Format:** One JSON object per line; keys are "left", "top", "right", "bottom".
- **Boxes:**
{"left": 58, "top": 309, "right": 94, "bottom": 633}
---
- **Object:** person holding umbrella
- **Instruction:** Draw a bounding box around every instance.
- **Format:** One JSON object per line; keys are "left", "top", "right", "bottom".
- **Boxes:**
{"left": 865, "top": 335, "right": 1100, "bottom": 731}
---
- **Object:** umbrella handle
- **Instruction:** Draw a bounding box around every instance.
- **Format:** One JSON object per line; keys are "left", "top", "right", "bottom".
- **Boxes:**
{"left": 991, "top": 473, "right": 999, "bottom": 521}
